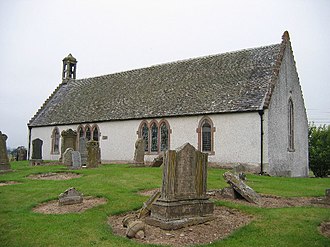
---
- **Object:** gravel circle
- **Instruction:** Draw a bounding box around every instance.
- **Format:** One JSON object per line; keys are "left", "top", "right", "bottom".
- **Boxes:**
{"left": 27, "top": 172, "right": 82, "bottom": 180}
{"left": 108, "top": 206, "right": 253, "bottom": 246}
{"left": 33, "top": 196, "right": 107, "bottom": 214}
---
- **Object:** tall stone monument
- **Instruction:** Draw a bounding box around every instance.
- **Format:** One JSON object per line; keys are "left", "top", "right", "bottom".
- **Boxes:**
{"left": 133, "top": 138, "right": 145, "bottom": 164}
{"left": 79, "top": 137, "right": 87, "bottom": 166}
{"left": 146, "top": 143, "right": 214, "bottom": 230}
{"left": 71, "top": 151, "right": 82, "bottom": 169}
{"left": 0, "top": 131, "right": 11, "bottom": 171}
{"left": 60, "top": 129, "right": 77, "bottom": 161}
{"left": 30, "top": 138, "right": 43, "bottom": 166}
{"left": 86, "top": 140, "right": 101, "bottom": 168}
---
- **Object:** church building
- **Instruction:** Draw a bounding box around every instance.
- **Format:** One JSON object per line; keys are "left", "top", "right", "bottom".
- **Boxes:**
{"left": 28, "top": 31, "right": 309, "bottom": 177}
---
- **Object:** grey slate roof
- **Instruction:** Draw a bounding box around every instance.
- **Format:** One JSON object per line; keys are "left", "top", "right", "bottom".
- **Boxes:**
{"left": 29, "top": 37, "right": 287, "bottom": 127}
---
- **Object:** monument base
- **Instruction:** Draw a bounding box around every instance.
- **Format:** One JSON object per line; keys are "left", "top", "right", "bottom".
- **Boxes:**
{"left": 146, "top": 198, "right": 214, "bottom": 230}
{"left": 29, "top": 159, "right": 43, "bottom": 166}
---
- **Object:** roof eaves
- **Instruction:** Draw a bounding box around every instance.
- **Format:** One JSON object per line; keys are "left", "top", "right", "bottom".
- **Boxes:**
{"left": 27, "top": 81, "right": 69, "bottom": 126}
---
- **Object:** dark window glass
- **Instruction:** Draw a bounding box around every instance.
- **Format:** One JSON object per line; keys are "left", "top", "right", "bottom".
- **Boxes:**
{"left": 53, "top": 128, "right": 60, "bottom": 154}
{"left": 79, "top": 127, "right": 84, "bottom": 138}
{"left": 288, "top": 99, "right": 294, "bottom": 150}
{"left": 160, "top": 123, "right": 169, "bottom": 151}
{"left": 202, "top": 122, "right": 211, "bottom": 152}
{"left": 142, "top": 123, "right": 149, "bottom": 152}
{"left": 151, "top": 123, "right": 158, "bottom": 152}
{"left": 86, "top": 127, "right": 91, "bottom": 141}
{"left": 93, "top": 127, "right": 99, "bottom": 141}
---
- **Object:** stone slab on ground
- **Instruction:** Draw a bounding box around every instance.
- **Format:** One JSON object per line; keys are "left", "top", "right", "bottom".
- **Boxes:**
{"left": 58, "top": 187, "right": 83, "bottom": 206}
{"left": 223, "top": 171, "right": 261, "bottom": 204}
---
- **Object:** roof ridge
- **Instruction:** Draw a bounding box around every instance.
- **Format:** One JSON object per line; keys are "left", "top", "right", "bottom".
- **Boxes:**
{"left": 75, "top": 43, "right": 281, "bottom": 82}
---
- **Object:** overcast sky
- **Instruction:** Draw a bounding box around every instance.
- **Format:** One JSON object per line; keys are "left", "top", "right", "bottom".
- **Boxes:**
{"left": 0, "top": 0, "right": 329, "bottom": 148}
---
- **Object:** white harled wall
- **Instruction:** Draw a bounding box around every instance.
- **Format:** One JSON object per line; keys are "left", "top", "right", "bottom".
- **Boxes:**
{"left": 29, "top": 112, "right": 262, "bottom": 167}
{"left": 267, "top": 43, "right": 309, "bottom": 177}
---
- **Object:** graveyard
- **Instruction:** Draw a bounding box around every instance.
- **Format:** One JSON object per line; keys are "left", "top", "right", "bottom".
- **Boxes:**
{"left": 0, "top": 159, "right": 329, "bottom": 246}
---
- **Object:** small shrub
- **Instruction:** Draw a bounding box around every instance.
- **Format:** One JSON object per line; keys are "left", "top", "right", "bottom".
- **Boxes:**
{"left": 308, "top": 124, "right": 330, "bottom": 177}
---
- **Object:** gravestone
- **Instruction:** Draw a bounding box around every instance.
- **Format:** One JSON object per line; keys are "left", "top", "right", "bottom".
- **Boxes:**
{"left": 133, "top": 138, "right": 145, "bottom": 164}
{"left": 16, "top": 146, "right": 27, "bottom": 161}
{"left": 58, "top": 187, "right": 83, "bottom": 206}
{"left": 30, "top": 138, "right": 43, "bottom": 166}
{"left": 79, "top": 137, "right": 87, "bottom": 166}
{"left": 71, "top": 151, "right": 82, "bottom": 169}
{"left": 146, "top": 143, "right": 214, "bottom": 230}
{"left": 150, "top": 153, "right": 163, "bottom": 167}
{"left": 86, "top": 140, "right": 101, "bottom": 168}
{"left": 60, "top": 129, "right": 77, "bottom": 161}
{"left": 0, "top": 131, "right": 11, "bottom": 171}
{"left": 62, "top": 148, "right": 74, "bottom": 166}
{"left": 223, "top": 172, "right": 261, "bottom": 204}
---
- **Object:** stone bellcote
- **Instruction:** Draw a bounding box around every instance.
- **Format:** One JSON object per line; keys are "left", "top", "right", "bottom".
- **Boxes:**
{"left": 62, "top": 53, "right": 77, "bottom": 82}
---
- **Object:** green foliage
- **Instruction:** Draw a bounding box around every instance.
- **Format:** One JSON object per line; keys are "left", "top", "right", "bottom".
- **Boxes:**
{"left": 0, "top": 162, "right": 330, "bottom": 247}
{"left": 309, "top": 124, "right": 330, "bottom": 177}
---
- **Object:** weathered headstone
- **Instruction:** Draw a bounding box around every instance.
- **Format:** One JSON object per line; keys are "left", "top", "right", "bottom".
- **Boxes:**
{"left": 30, "top": 138, "right": 43, "bottom": 166}
{"left": 62, "top": 148, "right": 74, "bottom": 166}
{"left": 16, "top": 146, "right": 27, "bottom": 161}
{"left": 0, "top": 131, "right": 11, "bottom": 171}
{"left": 146, "top": 143, "right": 214, "bottom": 230}
{"left": 223, "top": 171, "right": 261, "bottom": 204}
{"left": 133, "top": 138, "right": 145, "bottom": 164}
{"left": 58, "top": 187, "right": 83, "bottom": 206}
{"left": 71, "top": 151, "right": 82, "bottom": 169}
{"left": 79, "top": 137, "right": 87, "bottom": 166}
{"left": 60, "top": 129, "right": 77, "bottom": 161}
{"left": 86, "top": 140, "right": 101, "bottom": 168}
{"left": 150, "top": 153, "right": 163, "bottom": 167}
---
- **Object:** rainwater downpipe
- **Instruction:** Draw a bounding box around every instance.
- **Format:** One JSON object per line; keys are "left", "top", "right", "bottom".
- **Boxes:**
{"left": 28, "top": 126, "right": 32, "bottom": 160}
{"left": 258, "top": 110, "right": 264, "bottom": 174}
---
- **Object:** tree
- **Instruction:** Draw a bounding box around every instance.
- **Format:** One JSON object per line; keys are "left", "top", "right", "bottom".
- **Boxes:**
{"left": 308, "top": 124, "right": 330, "bottom": 177}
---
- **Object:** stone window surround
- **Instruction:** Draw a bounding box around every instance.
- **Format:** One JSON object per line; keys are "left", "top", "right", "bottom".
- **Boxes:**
{"left": 137, "top": 119, "right": 172, "bottom": 155}
{"left": 196, "top": 116, "right": 216, "bottom": 155}
{"left": 51, "top": 127, "right": 60, "bottom": 154}
{"left": 77, "top": 124, "right": 100, "bottom": 149}
{"left": 288, "top": 97, "right": 295, "bottom": 152}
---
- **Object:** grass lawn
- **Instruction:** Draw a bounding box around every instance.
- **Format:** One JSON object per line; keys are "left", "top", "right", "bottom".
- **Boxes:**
{"left": 0, "top": 161, "right": 329, "bottom": 247}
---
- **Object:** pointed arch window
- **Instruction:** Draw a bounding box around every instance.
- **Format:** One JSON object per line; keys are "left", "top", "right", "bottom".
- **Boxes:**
{"left": 288, "top": 98, "right": 294, "bottom": 151}
{"left": 78, "top": 126, "right": 84, "bottom": 139}
{"left": 202, "top": 122, "right": 211, "bottom": 152}
{"left": 138, "top": 120, "right": 171, "bottom": 154}
{"left": 151, "top": 122, "right": 159, "bottom": 152}
{"left": 160, "top": 121, "right": 169, "bottom": 151}
{"left": 92, "top": 125, "right": 100, "bottom": 141}
{"left": 141, "top": 123, "right": 149, "bottom": 152}
{"left": 85, "top": 126, "right": 91, "bottom": 141}
{"left": 197, "top": 117, "right": 215, "bottom": 155}
{"left": 51, "top": 127, "right": 60, "bottom": 154}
